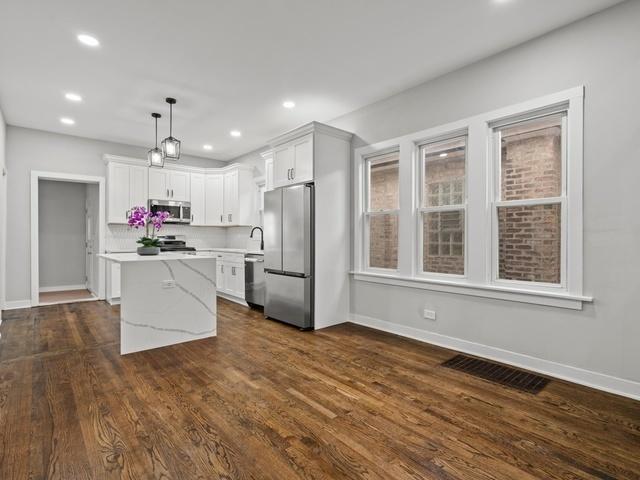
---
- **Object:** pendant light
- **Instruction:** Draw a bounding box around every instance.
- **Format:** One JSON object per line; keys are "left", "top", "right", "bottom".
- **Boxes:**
{"left": 148, "top": 113, "right": 164, "bottom": 168}
{"left": 161, "top": 97, "right": 181, "bottom": 160}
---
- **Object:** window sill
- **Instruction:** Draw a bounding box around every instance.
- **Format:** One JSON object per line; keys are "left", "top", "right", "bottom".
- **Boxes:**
{"left": 350, "top": 271, "right": 592, "bottom": 310}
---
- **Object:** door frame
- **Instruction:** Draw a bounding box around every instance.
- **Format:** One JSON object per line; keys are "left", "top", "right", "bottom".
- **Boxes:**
{"left": 30, "top": 171, "right": 106, "bottom": 307}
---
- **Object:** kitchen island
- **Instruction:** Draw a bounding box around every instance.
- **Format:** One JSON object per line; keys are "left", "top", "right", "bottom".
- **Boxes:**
{"left": 99, "top": 252, "right": 217, "bottom": 354}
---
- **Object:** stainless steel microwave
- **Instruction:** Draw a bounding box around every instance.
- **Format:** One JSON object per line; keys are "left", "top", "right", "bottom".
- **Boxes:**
{"left": 148, "top": 199, "right": 191, "bottom": 224}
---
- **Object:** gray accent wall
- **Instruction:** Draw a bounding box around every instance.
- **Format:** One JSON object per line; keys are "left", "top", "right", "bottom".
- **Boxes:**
{"left": 328, "top": 1, "right": 640, "bottom": 384}
{"left": 5, "top": 126, "right": 225, "bottom": 303}
{"left": 38, "top": 180, "right": 87, "bottom": 289}
{"left": 0, "top": 107, "right": 6, "bottom": 310}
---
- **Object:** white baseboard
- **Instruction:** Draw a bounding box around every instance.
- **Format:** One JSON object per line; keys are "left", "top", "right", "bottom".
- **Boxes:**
{"left": 3, "top": 299, "right": 32, "bottom": 310}
{"left": 350, "top": 313, "right": 640, "bottom": 401}
{"left": 217, "top": 292, "right": 248, "bottom": 307}
{"left": 39, "top": 284, "right": 87, "bottom": 293}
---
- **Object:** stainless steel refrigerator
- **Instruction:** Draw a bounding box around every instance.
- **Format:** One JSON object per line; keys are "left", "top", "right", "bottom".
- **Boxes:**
{"left": 263, "top": 184, "right": 314, "bottom": 329}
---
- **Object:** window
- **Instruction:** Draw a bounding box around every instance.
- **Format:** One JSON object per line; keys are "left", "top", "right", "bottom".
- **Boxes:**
{"left": 354, "top": 87, "right": 586, "bottom": 308}
{"left": 492, "top": 113, "right": 565, "bottom": 286}
{"left": 419, "top": 136, "right": 466, "bottom": 275}
{"left": 365, "top": 151, "right": 399, "bottom": 270}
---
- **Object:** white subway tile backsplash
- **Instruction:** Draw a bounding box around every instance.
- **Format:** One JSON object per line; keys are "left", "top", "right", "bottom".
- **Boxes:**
{"left": 106, "top": 224, "right": 227, "bottom": 252}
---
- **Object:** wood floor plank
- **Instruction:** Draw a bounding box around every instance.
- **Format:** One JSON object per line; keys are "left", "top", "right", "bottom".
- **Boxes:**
{"left": 0, "top": 299, "right": 639, "bottom": 479}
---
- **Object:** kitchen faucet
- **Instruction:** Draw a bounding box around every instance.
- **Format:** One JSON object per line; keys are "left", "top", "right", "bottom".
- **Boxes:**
{"left": 250, "top": 226, "right": 264, "bottom": 251}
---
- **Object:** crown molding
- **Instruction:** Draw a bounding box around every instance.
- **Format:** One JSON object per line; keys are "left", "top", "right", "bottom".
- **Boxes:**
{"left": 103, "top": 154, "right": 255, "bottom": 175}
{"left": 268, "top": 121, "right": 353, "bottom": 147}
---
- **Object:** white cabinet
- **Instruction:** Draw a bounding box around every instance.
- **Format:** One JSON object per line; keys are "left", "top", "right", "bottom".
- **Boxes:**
{"left": 106, "top": 261, "right": 121, "bottom": 305}
{"left": 220, "top": 167, "right": 256, "bottom": 226}
{"left": 215, "top": 253, "right": 225, "bottom": 292}
{"left": 205, "top": 174, "right": 224, "bottom": 225}
{"left": 223, "top": 170, "right": 238, "bottom": 224}
{"left": 148, "top": 169, "right": 190, "bottom": 201}
{"left": 213, "top": 252, "right": 245, "bottom": 301}
{"left": 272, "top": 133, "right": 313, "bottom": 188}
{"left": 263, "top": 151, "right": 274, "bottom": 192}
{"left": 190, "top": 173, "right": 206, "bottom": 226}
{"left": 107, "top": 162, "right": 148, "bottom": 223}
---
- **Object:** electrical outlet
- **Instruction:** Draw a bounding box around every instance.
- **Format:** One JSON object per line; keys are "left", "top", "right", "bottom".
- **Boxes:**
{"left": 162, "top": 280, "right": 176, "bottom": 289}
{"left": 423, "top": 309, "right": 436, "bottom": 321}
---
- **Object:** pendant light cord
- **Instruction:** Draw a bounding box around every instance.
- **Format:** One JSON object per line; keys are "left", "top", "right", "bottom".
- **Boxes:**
{"left": 154, "top": 116, "right": 158, "bottom": 148}
{"left": 169, "top": 103, "right": 173, "bottom": 136}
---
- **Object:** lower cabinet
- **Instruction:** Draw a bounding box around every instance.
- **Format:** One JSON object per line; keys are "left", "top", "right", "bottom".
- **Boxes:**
{"left": 106, "top": 262, "right": 121, "bottom": 305}
{"left": 215, "top": 253, "right": 245, "bottom": 302}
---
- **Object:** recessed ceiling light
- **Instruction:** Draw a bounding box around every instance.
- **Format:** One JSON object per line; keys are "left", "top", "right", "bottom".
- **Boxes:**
{"left": 203, "top": 144, "right": 213, "bottom": 151}
{"left": 439, "top": 152, "right": 448, "bottom": 158}
{"left": 77, "top": 34, "right": 100, "bottom": 47}
{"left": 60, "top": 117, "right": 75, "bottom": 125}
{"left": 65, "top": 92, "right": 82, "bottom": 102}
{"left": 230, "top": 130, "right": 241, "bottom": 138}
{"left": 283, "top": 100, "right": 296, "bottom": 109}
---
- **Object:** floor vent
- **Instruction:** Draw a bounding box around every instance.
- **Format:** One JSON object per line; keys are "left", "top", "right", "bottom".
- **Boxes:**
{"left": 441, "top": 354, "right": 550, "bottom": 394}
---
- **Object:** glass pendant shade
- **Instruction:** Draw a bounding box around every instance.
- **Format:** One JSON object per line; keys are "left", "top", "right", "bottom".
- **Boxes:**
{"left": 148, "top": 112, "right": 164, "bottom": 167}
{"left": 161, "top": 97, "right": 181, "bottom": 160}
{"left": 148, "top": 147, "right": 164, "bottom": 167}
{"left": 161, "top": 136, "right": 181, "bottom": 160}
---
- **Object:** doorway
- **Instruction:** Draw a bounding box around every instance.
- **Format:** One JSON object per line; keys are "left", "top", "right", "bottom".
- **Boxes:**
{"left": 30, "top": 172, "right": 105, "bottom": 306}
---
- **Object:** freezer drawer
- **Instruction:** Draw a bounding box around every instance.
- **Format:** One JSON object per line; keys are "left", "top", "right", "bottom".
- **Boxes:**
{"left": 265, "top": 272, "right": 313, "bottom": 329}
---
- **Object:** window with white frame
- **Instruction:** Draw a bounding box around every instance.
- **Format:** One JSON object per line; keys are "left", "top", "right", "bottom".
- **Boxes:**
{"left": 365, "top": 150, "right": 400, "bottom": 270}
{"left": 491, "top": 112, "right": 566, "bottom": 286}
{"left": 354, "top": 87, "right": 585, "bottom": 308}
{"left": 418, "top": 136, "right": 467, "bottom": 276}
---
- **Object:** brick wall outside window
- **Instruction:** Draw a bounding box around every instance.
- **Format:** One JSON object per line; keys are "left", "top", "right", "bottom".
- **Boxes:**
{"left": 422, "top": 152, "right": 465, "bottom": 274}
{"left": 498, "top": 124, "right": 562, "bottom": 283}
{"left": 368, "top": 160, "right": 399, "bottom": 269}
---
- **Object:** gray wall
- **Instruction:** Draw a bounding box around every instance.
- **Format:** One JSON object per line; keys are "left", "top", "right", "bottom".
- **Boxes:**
{"left": 0, "top": 107, "right": 6, "bottom": 310}
{"left": 38, "top": 180, "right": 87, "bottom": 289}
{"left": 328, "top": 1, "right": 640, "bottom": 384}
{"left": 231, "top": 147, "right": 266, "bottom": 177}
{"left": 5, "top": 126, "right": 225, "bottom": 302}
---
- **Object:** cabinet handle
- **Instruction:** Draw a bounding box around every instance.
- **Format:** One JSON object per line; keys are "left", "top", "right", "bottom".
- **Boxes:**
{"left": 220, "top": 214, "right": 223, "bottom": 223}
{"left": 221, "top": 265, "right": 224, "bottom": 273}
{"left": 171, "top": 189, "right": 174, "bottom": 198}
{"left": 191, "top": 214, "right": 194, "bottom": 222}
{"left": 166, "top": 189, "right": 169, "bottom": 197}
{"left": 228, "top": 213, "right": 232, "bottom": 222}
{"left": 232, "top": 266, "right": 235, "bottom": 275}
{"left": 291, "top": 168, "right": 294, "bottom": 179}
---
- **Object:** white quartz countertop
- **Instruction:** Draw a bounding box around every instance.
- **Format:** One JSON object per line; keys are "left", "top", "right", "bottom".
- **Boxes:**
{"left": 99, "top": 252, "right": 218, "bottom": 263}
{"left": 104, "top": 247, "right": 264, "bottom": 255}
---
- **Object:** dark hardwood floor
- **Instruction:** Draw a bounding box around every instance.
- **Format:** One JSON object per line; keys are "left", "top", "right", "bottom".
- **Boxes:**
{"left": 0, "top": 299, "right": 639, "bottom": 479}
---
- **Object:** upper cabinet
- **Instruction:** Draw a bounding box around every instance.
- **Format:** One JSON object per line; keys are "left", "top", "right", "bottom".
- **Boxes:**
{"left": 204, "top": 174, "right": 224, "bottom": 226}
{"left": 107, "top": 162, "right": 148, "bottom": 224}
{"left": 189, "top": 173, "right": 206, "bottom": 226}
{"left": 272, "top": 133, "right": 313, "bottom": 188}
{"left": 104, "top": 156, "right": 259, "bottom": 228}
{"left": 149, "top": 169, "right": 191, "bottom": 201}
{"left": 263, "top": 151, "right": 274, "bottom": 192}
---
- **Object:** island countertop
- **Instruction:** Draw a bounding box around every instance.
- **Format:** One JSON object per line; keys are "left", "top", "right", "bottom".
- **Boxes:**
{"left": 99, "top": 252, "right": 218, "bottom": 263}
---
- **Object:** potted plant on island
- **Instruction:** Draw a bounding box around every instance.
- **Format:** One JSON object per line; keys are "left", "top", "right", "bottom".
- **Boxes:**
{"left": 127, "top": 206, "right": 171, "bottom": 255}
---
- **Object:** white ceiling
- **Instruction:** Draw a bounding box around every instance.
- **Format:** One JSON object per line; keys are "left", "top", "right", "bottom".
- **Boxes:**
{"left": 0, "top": 0, "right": 624, "bottom": 161}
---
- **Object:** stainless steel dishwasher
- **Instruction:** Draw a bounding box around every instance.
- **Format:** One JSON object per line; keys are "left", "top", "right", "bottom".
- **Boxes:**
{"left": 244, "top": 254, "right": 265, "bottom": 308}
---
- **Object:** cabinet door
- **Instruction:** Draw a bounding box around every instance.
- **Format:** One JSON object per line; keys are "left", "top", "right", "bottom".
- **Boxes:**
{"left": 111, "top": 262, "right": 121, "bottom": 298}
{"left": 129, "top": 165, "right": 148, "bottom": 210}
{"left": 292, "top": 134, "right": 313, "bottom": 183}
{"left": 226, "top": 262, "right": 244, "bottom": 298}
{"left": 190, "top": 173, "right": 205, "bottom": 225}
{"left": 273, "top": 145, "right": 293, "bottom": 188}
{"left": 148, "top": 169, "right": 168, "bottom": 200}
{"left": 205, "top": 175, "right": 224, "bottom": 225}
{"left": 169, "top": 171, "right": 190, "bottom": 201}
{"left": 265, "top": 157, "right": 274, "bottom": 192}
{"left": 223, "top": 170, "right": 238, "bottom": 224}
{"left": 216, "top": 257, "right": 225, "bottom": 293}
{"left": 107, "top": 163, "right": 131, "bottom": 224}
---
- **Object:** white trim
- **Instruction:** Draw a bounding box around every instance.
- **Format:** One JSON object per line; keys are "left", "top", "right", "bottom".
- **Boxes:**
{"left": 216, "top": 292, "right": 248, "bottom": 307}
{"left": 350, "top": 313, "right": 640, "bottom": 401}
{"left": 351, "top": 271, "right": 592, "bottom": 310}
{"left": 30, "top": 171, "right": 106, "bottom": 307}
{"left": 3, "top": 299, "right": 32, "bottom": 310}
{"left": 268, "top": 121, "right": 353, "bottom": 147}
{"left": 353, "top": 86, "right": 586, "bottom": 308}
{"left": 39, "top": 284, "right": 87, "bottom": 293}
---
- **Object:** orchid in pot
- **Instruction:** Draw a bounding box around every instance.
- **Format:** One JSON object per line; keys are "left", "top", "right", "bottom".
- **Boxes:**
{"left": 127, "top": 206, "right": 171, "bottom": 255}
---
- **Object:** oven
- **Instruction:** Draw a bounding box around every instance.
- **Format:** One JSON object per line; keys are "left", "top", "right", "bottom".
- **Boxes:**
{"left": 148, "top": 199, "right": 191, "bottom": 224}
